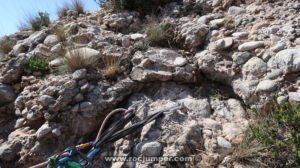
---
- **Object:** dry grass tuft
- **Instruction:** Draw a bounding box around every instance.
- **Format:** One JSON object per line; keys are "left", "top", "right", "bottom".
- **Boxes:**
{"left": 64, "top": 48, "right": 95, "bottom": 72}
{"left": 102, "top": 55, "right": 121, "bottom": 78}
{"left": 53, "top": 27, "right": 67, "bottom": 42}
{"left": 232, "top": 128, "right": 266, "bottom": 162}
{"left": 0, "top": 36, "right": 16, "bottom": 54}
{"left": 57, "top": 3, "right": 70, "bottom": 18}
{"left": 72, "top": 0, "right": 85, "bottom": 14}
{"left": 21, "top": 12, "right": 50, "bottom": 31}
{"left": 144, "top": 17, "right": 167, "bottom": 45}
{"left": 57, "top": 0, "right": 85, "bottom": 18}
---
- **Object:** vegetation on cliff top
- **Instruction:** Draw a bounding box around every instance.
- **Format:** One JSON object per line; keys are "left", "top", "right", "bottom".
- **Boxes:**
{"left": 234, "top": 101, "right": 300, "bottom": 167}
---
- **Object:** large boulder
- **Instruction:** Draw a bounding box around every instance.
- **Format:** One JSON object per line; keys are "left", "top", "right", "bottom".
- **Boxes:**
{"left": 103, "top": 13, "right": 135, "bottom": 32}
{"left": 0, "top": 83, "right": 17, "bottom": 106}
{"left": 24, "top": 30, "right": 47, "bottom": 44}
{"left": 267, "top": 49, "right": 300, "bottom": 74}
{"left": 30, "top": 44, "right": 51, "bottom": 57}
{"left": 196, "top": 50, "right": 235, "bottom": 84}
{"left": 44, "top": 35, "right": 60, "bottom": 46}
{"left": 179, "top": 98, "right": 211, "bottom": 118}
{"left": 12, "top": 43, "right": 28, "bottom": 55}
{"left": 130, "top": 49, "right": 195, "bottom": 83}
{"left": 242, "top": 57, "right": 267, "bottom": 78}
{"left": 178, "top": 22, "right": 209, "bottom": 50}
{"left": 228, "top": 6, "right": 246, "bottom": 15}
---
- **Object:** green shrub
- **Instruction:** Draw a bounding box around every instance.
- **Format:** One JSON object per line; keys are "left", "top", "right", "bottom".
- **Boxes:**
{"left": 0, "top": 36, "right": 16, "bottom": 54}
{"left": 26, "top": 12, "right": 50, "bottom": 31}
{"left": 95, "top": 0, "right": 179, "bottom": 16}
{"left": 234, "top": 101, "right": 300, "bottom": 167}
{"left": 24, "top": 56, "right": 49, "bottom": 72}
{"left": 144, "top": 21, "right": 166, "bottom": 45}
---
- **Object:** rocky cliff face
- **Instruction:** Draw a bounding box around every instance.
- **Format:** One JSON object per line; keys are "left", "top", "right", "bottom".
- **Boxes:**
{"left": 0, "top": 0, "right": 300, "bottom": 167}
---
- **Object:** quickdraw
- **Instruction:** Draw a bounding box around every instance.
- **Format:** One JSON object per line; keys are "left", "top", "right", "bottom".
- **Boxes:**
{"left": 30, "top": 100, "right": 181, "bottom": 168}
{"left": 47, "top": 142, "right": 97, "bottom": 168}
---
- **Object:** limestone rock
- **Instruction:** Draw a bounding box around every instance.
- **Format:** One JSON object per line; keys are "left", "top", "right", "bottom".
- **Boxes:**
{"left": 179, "top": 98, "right": 211, "bottom": 118}
{"left": 217, "top": 136, "right": 232, "bottom": 149}
{"left": 0, "top": 83, "right": 16, "bottom": 106}
{"left": 256, "top": 80, "right": 277, "bottom": 92}
{"left": 49, "top": 58, "right": 65, "bottom": 67}
{"left": 238, "top": 41, "right": 265, "bottom": 51}
{"left": 270, "top": 42, "right": 286, "bottom": 52}
{"left": 36, "top": 122, "right": 52, "bottom": 139}
{"left": 141, "top": 141, "right": 162, "bottom": 157}
{"left": 72, "top": 69, "right": 87, "bottom": 80}
{"left": 38, "top": 95, "right": 55, "bottom": 107}
{"left": 178, "top": 22, "right": 208, "bottom": 50}
{"left": 232, "top": 52, "right": 252, "bottom": 65}
{"left": 130, "top": 49, "right": 192, "bottom": 82}
{"left": 44, "top": 35, "right": 60, "bottom": 46}
{"left": 289, "top": 92, "right": 300, "bottom": 102}
{"left": 208, "top": 38, "right": 234, "bottom": 51}
{"left": 268, "top": 49, "right": 300, "bottom": 74}
{"left": 228, "top": 6, "right": 246, "bottom": 15}
{"left": 242, "top": 57, "right": 267, "bottom": 77}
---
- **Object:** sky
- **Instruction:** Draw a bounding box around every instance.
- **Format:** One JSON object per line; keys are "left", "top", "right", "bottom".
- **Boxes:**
{"left": 0, "top": 0, "right": 100, "bottom": 37}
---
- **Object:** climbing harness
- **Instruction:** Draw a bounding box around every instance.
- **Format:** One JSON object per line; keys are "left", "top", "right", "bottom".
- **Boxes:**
{"left": 30, "top": 101, "right": 181, "bottom": 168}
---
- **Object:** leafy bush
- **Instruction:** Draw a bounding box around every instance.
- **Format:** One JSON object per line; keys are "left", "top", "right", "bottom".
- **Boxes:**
{"left": 95, "top": 0, "right": 179, "bottom": 16}
{"left": 0, "top": 36, "right": 16, "bottom": 54}
{"left": 26, "top": 12, "right": 50, "bottom": 31}
{"left": 64, "top": 48, "right": 95, "bottom": 72}
{"left": 24, "top": 56, "right": 49, "bottom": 72}
{"left": 233, "top": 101, "right": 300, "bottom": 167}
{"left": 102, "top": 55, "right": 121, "bottom": 78}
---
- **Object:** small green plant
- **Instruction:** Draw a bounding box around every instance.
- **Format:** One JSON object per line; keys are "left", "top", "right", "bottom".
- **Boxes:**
{"left": 144, "top": 18, "right": 167, "bottom": 45}
{"left": 233, "top": 100, "right": 300, "bottom": 167}
{"left": 25, "top": 12, "right": 50, "bottom": 31}
{"left": 0, "top": 36, "right": 16, "bottom": 54}
{"left": 102, "top": 55, "right": 121, "bottom": 78}
{"left": 224, "top": 17, "right": 236, "bottom": 29}
{"left": 24, "top": 56, "right": 49, "bottom": 72}
{"left": 64, "top": 48, "right": 96, "bottom": 72}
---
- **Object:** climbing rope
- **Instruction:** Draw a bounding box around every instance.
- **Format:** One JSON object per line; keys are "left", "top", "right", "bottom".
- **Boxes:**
{"left": 29, "top": 101, "right": 181, "bottom": 168}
